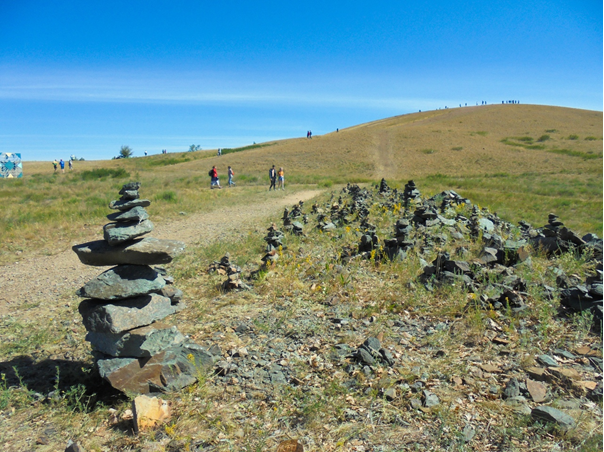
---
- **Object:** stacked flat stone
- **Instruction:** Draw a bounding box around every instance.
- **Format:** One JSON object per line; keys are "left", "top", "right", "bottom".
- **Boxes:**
{"left": 73, "top": 182, "right": 214, "bottom": 394}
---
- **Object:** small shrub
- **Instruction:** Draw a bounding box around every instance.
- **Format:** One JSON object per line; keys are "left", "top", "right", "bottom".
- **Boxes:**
{"left": 451, "top": 146, "right": 463, "bottom": 151}
{"left": 516, "top": 136, "right": 533, "bottom": 142}
{"left": 471, "top": 131, "right": 488, "bottom": 136}
{"left": 567, "top": 134, "right": 579, "bottom": 140}
{"left": 584, "top": 136, "right": 599, "bottom": 141}
{"left": 548, "top": 149, "right": 602, "bottom": 160}
{"left": 319, "top": 180, "right": 333, "bottom": 188}
{"left": 545, "top": 129, "right": 557, "bottom": 133}
{"left": 79, "top": 168, "right": 130, "bottom": 180}
{"left": 537, "top": 135, "right": 550, "bottom": 142}
{"left": 421, "top": 149, "right": 438, "bottom": 154}
{"left": 155, "top": 190, "right": 177, "bottom": 203}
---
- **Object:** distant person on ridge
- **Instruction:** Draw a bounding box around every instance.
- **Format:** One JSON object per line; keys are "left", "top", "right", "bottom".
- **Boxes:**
{"left": 68, "top": 159, "right": 73, "bottom": 170}
{"left": 53, "top": 160, "right": 58, "bottom": 172}
{"left": 209, "top": 165, "right": 221, "bottom": 189}
{"left": 228, "top": 166, "right": 235, "bottom": 186}
{"left": 60, "top": 159, "right": 65, "bottom": 173}
{"left": 269, "top": 165, "right": 277, "bottom": 191}
{"left": 278, "top": 167, "right": 285, "bottom": 190}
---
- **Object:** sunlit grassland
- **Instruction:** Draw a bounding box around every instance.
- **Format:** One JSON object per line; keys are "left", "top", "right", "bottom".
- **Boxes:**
{"left": 3, "top": 105, "right": 601, "bottom": 265}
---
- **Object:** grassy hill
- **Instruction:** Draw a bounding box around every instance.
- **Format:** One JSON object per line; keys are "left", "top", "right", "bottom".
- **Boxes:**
{"left": 10, "top": 104, "right": 602, "bottom": 265}
{"left": 1, "top": 104, "right": 603, "bottom": 451}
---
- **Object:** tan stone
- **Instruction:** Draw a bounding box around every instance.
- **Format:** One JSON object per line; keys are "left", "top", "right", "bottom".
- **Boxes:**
{"left": 574, "top": 346, "right": 591, "bottom": 355}
{"left": 575, "top": 380, "right": 598, "bottom": 391}
{"left": 526, "top": 366, "right": 547, "bottom": 381}
{"left": 526, "top": 378, "right": 548, "bottom": 403}
{"left": 133, "top": 395, "right": 171, "bottom": 433}
{"left": 480, "top": 363, "right": 500, "bottom": 373}
{"left": 549, "top": 367, "right": 580, "bottom": 381}
{"left": 276, "top": 439, "right": 304, "bottom": 452}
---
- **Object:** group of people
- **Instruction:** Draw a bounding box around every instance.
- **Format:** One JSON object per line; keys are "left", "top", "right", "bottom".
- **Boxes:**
{"left": 268, "top": 165, "right": 285, "bottom": 190}
{"left": 52, "top": 158, "right": 72, "bottom": 172}
{"left": 306, "top": 130, "right": 313, "bottom": 139}
{"left": 209, "top": 165, "right": 235, "bottom": 189}
{"left": 208, "top": 164, "right": 284, "bottom": 191}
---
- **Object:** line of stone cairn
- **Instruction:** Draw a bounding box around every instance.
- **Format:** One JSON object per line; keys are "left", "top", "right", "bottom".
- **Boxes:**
{"left": 73, "top": 182, "right": 216, "bottom": 394}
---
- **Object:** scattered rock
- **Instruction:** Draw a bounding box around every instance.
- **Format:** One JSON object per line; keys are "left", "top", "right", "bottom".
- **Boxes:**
{"left": 133, "top": 395, "right": 171, "bottom": 433}
{"left": 531, "top": 406, "right": 576, "bottom": 429}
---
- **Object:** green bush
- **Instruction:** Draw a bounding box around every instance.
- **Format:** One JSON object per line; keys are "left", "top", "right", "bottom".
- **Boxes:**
{"left": 79, "top": 168, "right": 130, "bottom": 180}
{"left": 451, "top": 146, "right": 463, "bottom": 151}
{"left": 155, "top": 190, "right": 177, "bottom": 203}
{"left": 567, "top": 134, "right": 579, "bottom": 140}
{"left": 537, "top": 134, "right": 550, "bottom": 142}
{"left": 584, "top": 136, "right": 599, "bottom": 141}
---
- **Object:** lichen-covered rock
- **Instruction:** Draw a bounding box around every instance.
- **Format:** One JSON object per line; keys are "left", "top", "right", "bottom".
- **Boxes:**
{"left": 76, "top": 265, "right": 165, "bottom": 300}
{"left": 85, "top": 322, "right": 186, "bottom": 357}
{"left": 73, "top": 237, "right": 185, "bottom": 266}
{"left": 79, "top": 294, "right": 176, "bottom": 334}
{"left": 103, "top": 219, "right": 154, "bottom": 245}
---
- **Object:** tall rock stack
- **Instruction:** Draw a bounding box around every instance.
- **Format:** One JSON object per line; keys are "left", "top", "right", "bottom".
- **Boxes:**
{"left": 73, "top": 182, "right": 215, "bottom": 394}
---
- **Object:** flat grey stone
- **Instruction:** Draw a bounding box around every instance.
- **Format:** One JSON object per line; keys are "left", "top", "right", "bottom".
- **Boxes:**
{"left": 423, "top": 390, "right": 440, "bottom": 407}
{"left": 109, "top": 199, "right": 151, "bottom": 211}
{"left": 103, "top": 219, "right": 154, "bottom": 245}
{"left": 86, "top": 322, "right": 185, "bottom": 357}
{"left": 119, "top": 189, "right": 139, "bottom": 200}
{"left": 478, "top": 218, "right": 495, "bottom": 233}
{"left": 76, "top": 265, "right": 165, "bottom": 300}
{"left": 357, "top": 348, "right": 375, "bottom": 365}
{"left": 537, "top": 354, "right": 559, "bottom": 367}
{"left": 531, "top": 406, "right": 576, "bottom": 428}
{"left": 503, "top": 378, "right": 520, "bottom": 399}
{"left": 120, "top": 182, "right": 141, "bottom": 192}
{"left": 79, "top": 293, "right": 176, "bottom": 333}
{"left": 73, "top": 237, "right": 185, "bottom": 266}
{"left": 107, "top": 206, "right": 149, "bottom": 223}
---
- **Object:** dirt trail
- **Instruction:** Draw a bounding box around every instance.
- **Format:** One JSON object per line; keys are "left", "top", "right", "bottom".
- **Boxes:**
{"left": 0, "top": 189, "right": 323, "bottom": 316}
{"left": 372, "top": 129, "right": 397, "bottom": 179}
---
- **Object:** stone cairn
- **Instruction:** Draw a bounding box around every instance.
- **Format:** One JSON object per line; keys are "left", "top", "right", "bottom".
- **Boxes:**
{"left": 73, "top": 182, "right": 215, "bottom": 394}
{"left": 208, "top": 253, "right": 251, "bottom": 291}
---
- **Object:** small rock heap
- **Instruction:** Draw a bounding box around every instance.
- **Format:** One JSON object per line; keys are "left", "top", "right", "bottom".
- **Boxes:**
{"left": 73, "top": 182, "right": 215, "bottom": 394}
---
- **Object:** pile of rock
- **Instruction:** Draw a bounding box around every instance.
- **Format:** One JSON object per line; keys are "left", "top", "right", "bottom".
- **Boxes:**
{"left": 282, "top": 206, "right": 304, "bottom": 235}
{"left": 264, "top": 224, "right": 285, "bottom": 252}
{"left": 378, "top": 178, "right": 391, "bottom": 194}
{"left": 73, "top": 182, "right": 215, "bottom": 394}
{"left": 208, "top": 253, "right": 251, "bottom": 291}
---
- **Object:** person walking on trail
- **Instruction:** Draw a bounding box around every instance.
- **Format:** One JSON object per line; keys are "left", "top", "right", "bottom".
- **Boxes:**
{"left": 52, "top": 160, "right": 58, "bottom": 172}
{"left": 59, "top": 159, "right": 65, "bottom": 173}
{"left": 227, "top": 166, "right": 235, "bottom": 186}
{"left": 209, "top": 166, "right": 221, "bottom": 189}
{"left": 277, "top": 167, "right": 285, "bottom": 190}
{"left": 68, "top": 159, "right": 73, "bottom": 170}
{"left": 269, "top": 165, "right": 277, "bottom": 191}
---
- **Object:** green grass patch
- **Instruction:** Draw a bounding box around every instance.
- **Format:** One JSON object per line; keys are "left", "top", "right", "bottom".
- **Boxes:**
{"left": 220, "top": 142, "right": 276, "bottom": 155}
{"left": 537, "top": 134, "right": 550, "bottom": 142}
{"left": 567, "top": 134, "right": 579, "bottom": 140}
{"left": 584, "top": 136, "right": 600, "bottom": 141}
{"left": 470, "top": 131, "right": 488, "bottom": 136}
{"left": 545, "top": 129, "right": 557, "bottom": 133}
{"left": 146, "top": 157, "right": 192, "bottom": 167}
{"left": 548, "top": 149, "right": 603, "bottom": 160}
{"left": 451, "top": 146, "right": 463, "bottom": 151}
{"left": 154, "top": 190, "right": 178, "bottom": 203}
{"left": 420, "top": 149, "right": 438, "bottom": 154}
{"left": 78, "top": 168, "right": 130, "bottom": 180}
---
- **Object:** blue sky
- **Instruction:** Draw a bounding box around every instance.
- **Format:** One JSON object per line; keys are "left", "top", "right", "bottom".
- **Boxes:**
{"left": 1, "top": 1, "right": 601, "bottom": 161}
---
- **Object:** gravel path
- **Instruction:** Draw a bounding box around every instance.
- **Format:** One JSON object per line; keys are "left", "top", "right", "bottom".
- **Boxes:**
{"left": 0, "top": 189, "right": 323, "bottom": 316}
